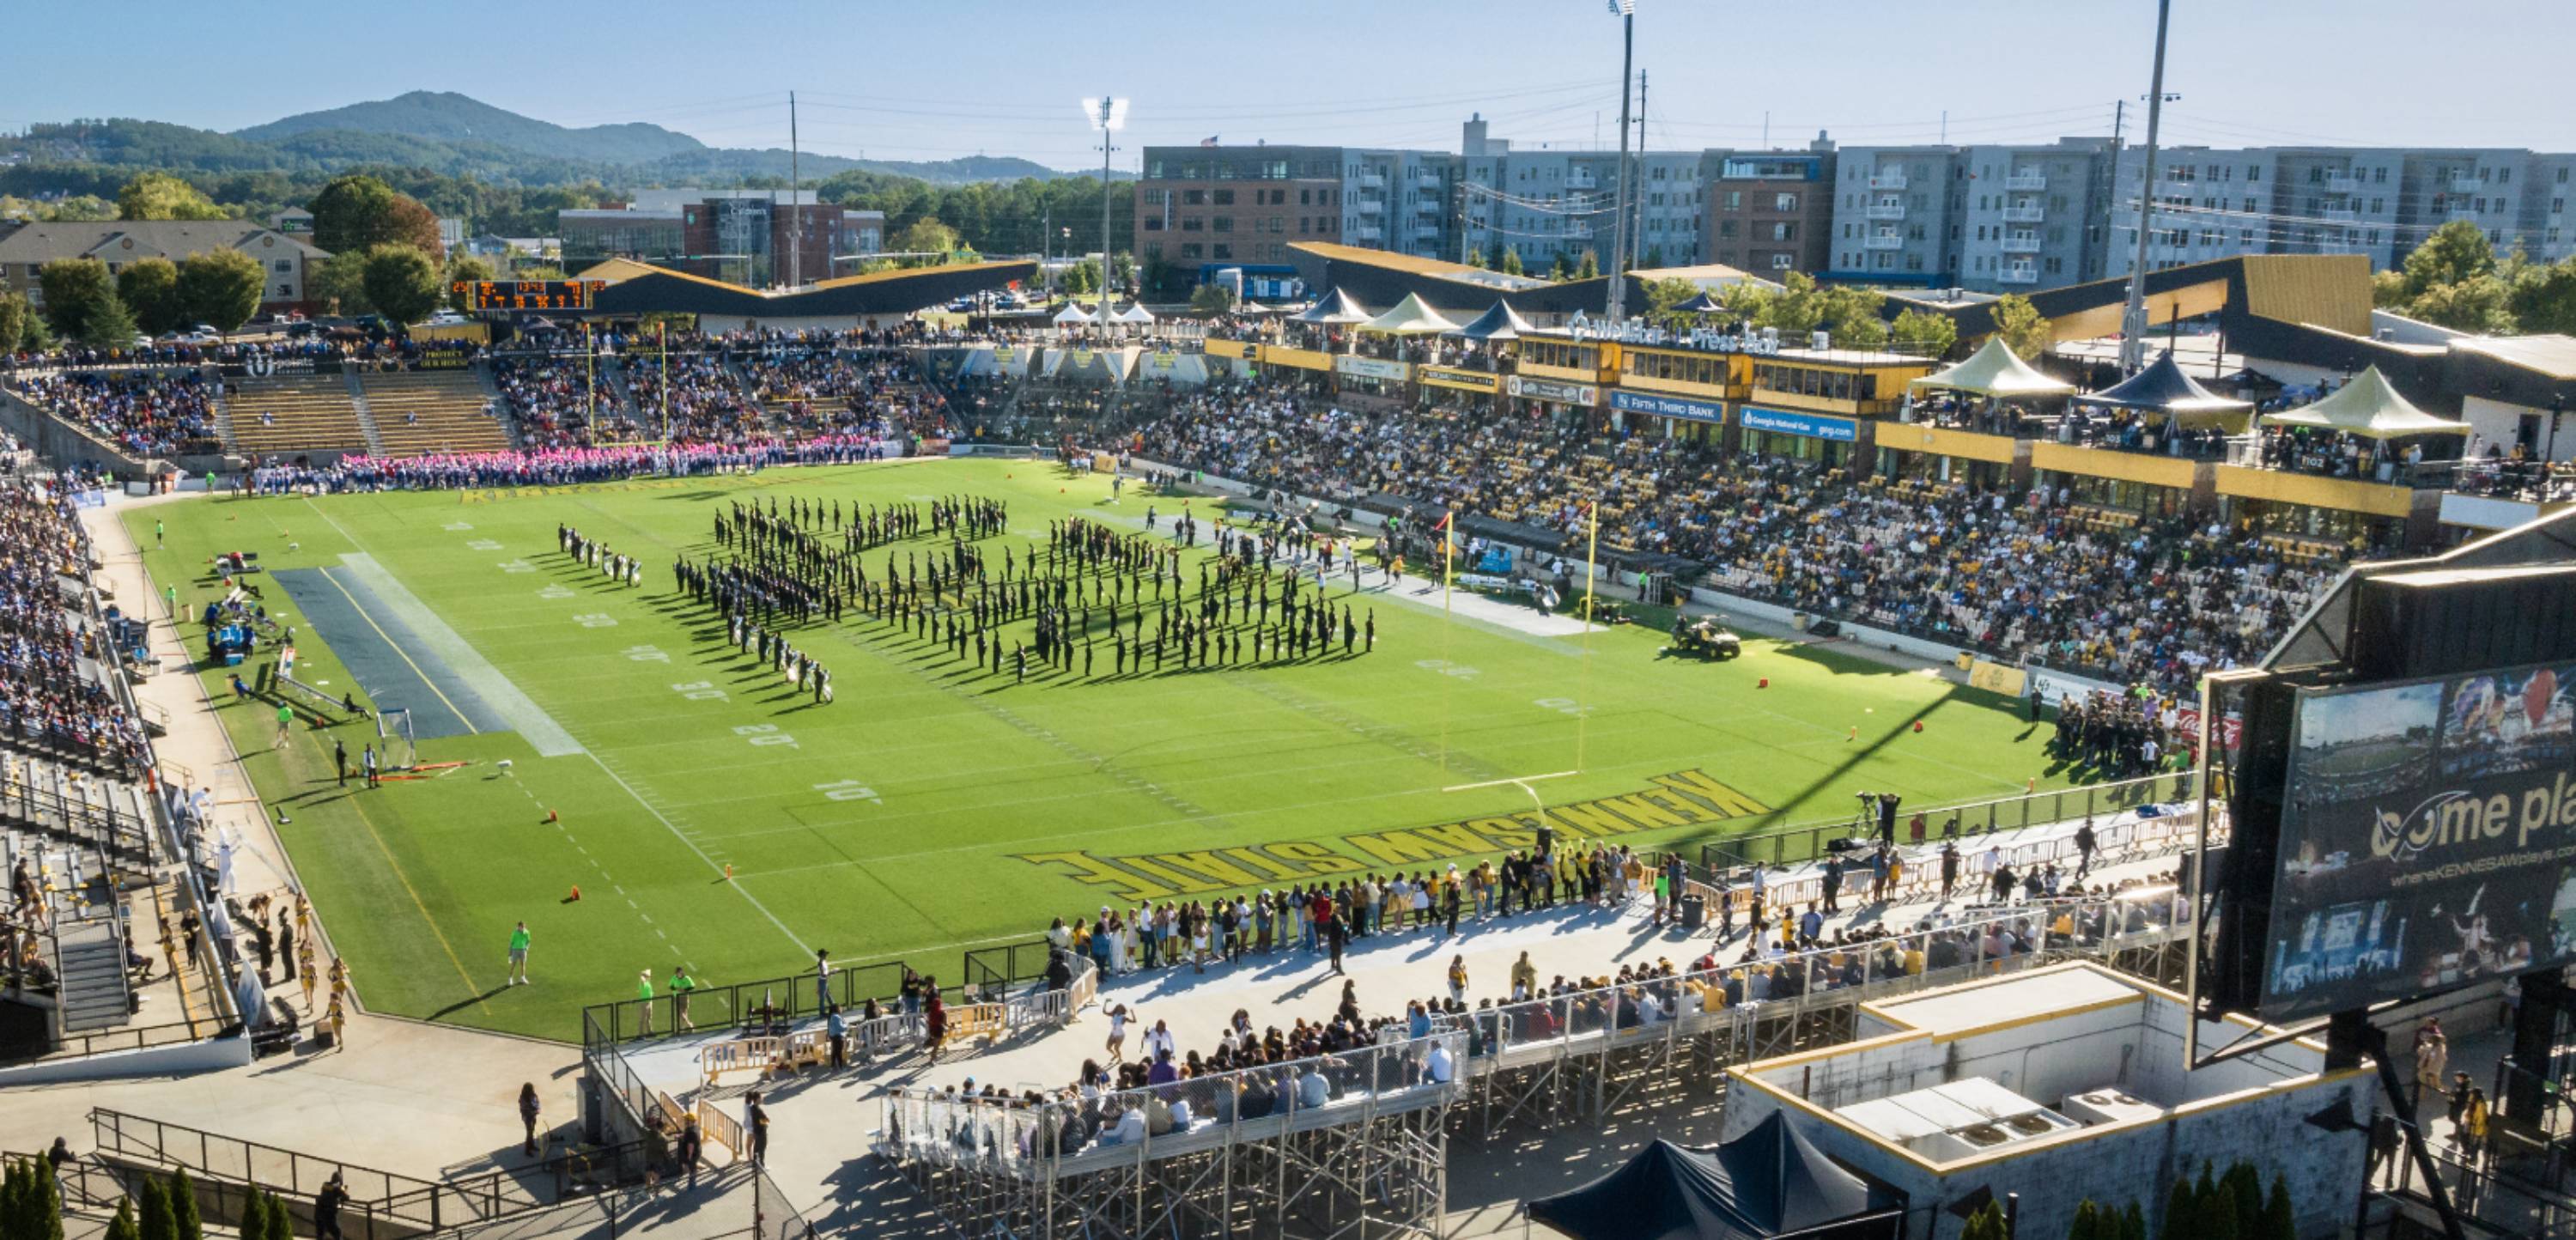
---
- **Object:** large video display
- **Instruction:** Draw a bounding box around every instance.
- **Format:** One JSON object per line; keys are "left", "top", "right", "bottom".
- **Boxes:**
{"left": 2262, "top": 662, "right": 2576, "bottom": 1020}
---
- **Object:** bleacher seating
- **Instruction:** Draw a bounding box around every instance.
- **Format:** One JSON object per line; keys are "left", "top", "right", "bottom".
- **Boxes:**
{"left": 361, "top": 372, "right": 513, "bottom": 457}
{"left": 225, "top": 376, "right": 366, "bottom": 457}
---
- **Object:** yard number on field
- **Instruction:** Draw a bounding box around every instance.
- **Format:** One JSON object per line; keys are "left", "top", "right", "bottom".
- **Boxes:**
{"left": 623, "top": 646, "right": 670, "bottom": 663}
{"left": 442, "top": 521, "right": 473, "bottom": 532}
{"left": 671, "top": 679, "right": 726, "bottom": 701}
{"left": 814, "top": 780, "right": 883, "bottom": 805}
{"left": 1535, "top": 697, "right": 1593, "bottom": 717}
{"left": 538, "top": 584, "right": 575, "bottom": 600}
{"left": 1415, "top": 659, "right": 1480, "bottom": 680}
{"left": 466, "top": 539, "right": 502, "bottom": 551}
{"left": 572, "top": 613, "right": 617, "bottom": 629}
{"left": 498, "top": 560, "right": 534, "bottom": 574}
{"left": 735, "top": 723, "right": 799, "bottom": 750}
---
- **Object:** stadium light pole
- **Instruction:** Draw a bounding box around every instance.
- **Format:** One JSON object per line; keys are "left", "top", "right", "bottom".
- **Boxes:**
{"left": 1084, "top": 97, "right": 1129, "bottom": 303}
{"left": 1443, "top": 772, "right": 1581, "bottom": 848}
{"left": 2117, "top": 0, "right": 2174, "bottom": 374}
{"left": 1603, "top": 0, "right": 1637, "bottom": 323}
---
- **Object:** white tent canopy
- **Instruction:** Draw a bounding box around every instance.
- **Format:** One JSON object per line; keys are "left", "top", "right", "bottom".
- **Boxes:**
{"left": 1358, "top": 292, "right": 1462, "bottom": 336}
{"left": 1911, "top": 337, "right": 2075, "bottom": 399}
{"left": 1111, "top": 303, "right": 1157, "bottom": 325}
{"left": 1052, "top": 303, "right": 1095, "bottom": 325}
{"left": 1292, "top": 288, "right": 1374, "bottom": 325}
{"left": 2260, "top": 366, "right": 2471, "bottom": 440}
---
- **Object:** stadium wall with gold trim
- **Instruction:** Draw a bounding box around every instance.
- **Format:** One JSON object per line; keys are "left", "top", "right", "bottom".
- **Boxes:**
{"left": 577, "top": 258, "right": 1038, "bottom": 325}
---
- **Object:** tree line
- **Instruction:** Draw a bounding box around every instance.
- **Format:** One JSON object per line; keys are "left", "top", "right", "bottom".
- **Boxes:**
{"left": 2373, "top": 218, "right": 2576, "bottom": 336}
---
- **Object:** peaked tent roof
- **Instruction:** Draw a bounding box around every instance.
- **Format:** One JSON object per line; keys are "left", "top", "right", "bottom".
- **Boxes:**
{"left": 1110, "top": 303, "right": 1157, "bottom": 325}
{"left": 1052, "top": 303, "right": 1095, "bottom": 325}
{"left": 1675, "top": 291, "right": 1727, "bottom": 313}
{"left": 2260, "top": 364, "right": 2471, "bottom": 439}
{"left": 1453, "top": 300, "right": 1539, "bottom": 341}
{"left": 1524, "top": 1115, "right": 1899, "bottom": 1240}
{"left": 2073, "top": 350, "right": 2254, "bottom": 423}
{"left": 1912, "top": 337, "right": 2076, "bottom": 398}
{"left": 1359, "top": 292, "right": 1464, "bottom": 336}
{"left": 1292, "top": 288, "right": 1374, "bottom": 325}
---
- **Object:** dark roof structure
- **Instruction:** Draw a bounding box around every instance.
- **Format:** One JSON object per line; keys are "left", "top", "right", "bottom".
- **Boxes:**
{"left": 1524, "top": 1115, "right": 1901, "bottom": 1240}
{"left": 2074, "top": 350, "right": 2253, "bottom": 419}
{"left": 586, "top": 259, "right": 1036, "bottom": 319}
{"left": 1453, "top": 301, "right": 1539, "bottom": 341}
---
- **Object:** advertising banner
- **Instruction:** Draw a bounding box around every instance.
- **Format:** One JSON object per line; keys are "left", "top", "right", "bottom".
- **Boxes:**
{"left": 1508, "top": 376, "right": 1598, "bottom": 405}
{"left": 1608, "top": 389, "right": 1726, "bottom": 424}
{"left": 1738, "top": 405, "right": 1858, "bottom": 442}
{"left": 2262, "top": 663, "right": 2576, "bottom": 1019}
{"left": 1965, "top": 660, "right": 2029, "bottom": 697}
{"left": 1333, "top": 355, "right": 1410, "bottom": 381}
{"left": 1419, "top": 366, "right": 1502, "bottom": 393}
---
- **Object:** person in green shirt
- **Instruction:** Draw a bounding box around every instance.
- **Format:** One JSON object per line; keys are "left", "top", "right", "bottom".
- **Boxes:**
{"left": 670, "top": 965, "right": 696, "bottom": 1030}
{"left": 507, "top": 921, "right": 532, "bottom": 985}
{"left": 155, "top": 519, "right": 164, "bottom": 549}
{"left": 635, "top": 970, "right": 657, "bottom": 1036}
{"left": 273, "top": 703, "right": 295, "bottom": 749}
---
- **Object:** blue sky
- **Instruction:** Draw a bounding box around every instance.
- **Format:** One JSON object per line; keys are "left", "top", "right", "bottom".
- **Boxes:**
{"left": 3, "top": 0, "right": 2567, "bottom": 168}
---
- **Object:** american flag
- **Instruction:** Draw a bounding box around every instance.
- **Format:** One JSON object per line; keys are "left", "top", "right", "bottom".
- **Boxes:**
{"left": 1200, "top": 135, "right": 1220, "bottom": 147}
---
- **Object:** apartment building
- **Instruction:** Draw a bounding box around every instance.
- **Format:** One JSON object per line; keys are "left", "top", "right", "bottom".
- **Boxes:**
{"left": 1825, "top": 138, "right": 2116, "bottom": 292}
{"left": 2105, "top": 146, "right": 2576, "bottom": 280}
{"left": 1700, "top": 135, "right": 1837, "bottom": 276}
{"left": 1454, "top": 114, "right": 1703, "bottom": 276}
{"left": 562, "top": 190, "right": 883, "bottom": 288}
{"left": 0, "top": 220, "right": 327, "bottom": 313}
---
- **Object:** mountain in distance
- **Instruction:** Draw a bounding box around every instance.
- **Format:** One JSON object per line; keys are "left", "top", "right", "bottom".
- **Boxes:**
{"left": 237, "top": 91, "right": 703, "bottom": 165}
{"left": 228, "top": 90, "right": 1097, "bottom": 184}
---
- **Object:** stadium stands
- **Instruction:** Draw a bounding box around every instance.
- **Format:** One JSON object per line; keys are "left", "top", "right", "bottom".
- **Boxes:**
{"left": 3, "top": 370, "right": 222, "bottom": 459}
{"left": 358, "top": 371, "right": 513, "bottom": 457}
{"left": 224, "top": 375, "right": 367, "bottom": 457}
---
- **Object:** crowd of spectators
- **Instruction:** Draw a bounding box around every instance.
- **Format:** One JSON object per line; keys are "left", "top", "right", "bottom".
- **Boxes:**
{"left": 489, "top": 356, "right": 633, "bottom": 448}
{"left": 0, "top": 480, "right": 146, "bottom": 776}
{"left": 5, "top": 370, "right": 221, "bottom": 457}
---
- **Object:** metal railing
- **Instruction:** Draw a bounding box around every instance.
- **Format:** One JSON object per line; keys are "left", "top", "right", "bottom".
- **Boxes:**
{"left": 90, "top": 1109, "right": 659, "bottom": 1238}
{"left": 1697, "top": 769, "right": 2202, "bottom": 873}
{"left": 579, "top": 959, "right": 906, "bottom": 1047}
{"left": 881, "top": 1030, "right": 1467, "bottom": 1177}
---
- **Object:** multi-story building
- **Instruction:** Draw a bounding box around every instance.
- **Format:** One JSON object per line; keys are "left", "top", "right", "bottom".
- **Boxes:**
{"left": 1455, "top": 114, "right": 1704, "bottom": 277}
{"left": 0, "top": 220, "right": 327, "bottom": 314}
{"left": 1825, "top": 138, "right": 2117, "bottom": 292}
{"left": 1136, "top": 143, "right": 1355, "bottom": 291}
{"left": 564, "top": 190, "right": 882, "bottom": 288}
{"left": 2104, "top": 146, "right": 2576, "bottom": 280}
{"left": 1701, "top": 136, "right": 1837, "bottom": 276}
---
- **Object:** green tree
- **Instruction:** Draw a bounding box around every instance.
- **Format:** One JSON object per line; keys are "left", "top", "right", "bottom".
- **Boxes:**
{"left": 136, "top": 1172, "right": 173, "bottom": 1240}
{"left": 1641, "top": 277, "right": 1705, "bottom": 330}
{"left": 1642, "top": 246, "right": 1664, "bottom": 270}
{"left": 2120, "top": 1201, "right": 2148, "bottom": 1240}
{"left": 2508, "top": 256, "right": 2576, "bottom": 335}
{"left": 361, "top": 244, "right": 443, "bottom": 326}
{"left": 1498, "top": 247, "right": 1524, "bottom": 277}
{"left": 81, "top": 293, "right": 141, "bottom": 350}
{"left": 2259, "top": 1176, "right": 2294, "bottom": 1240}
{"left": 307, "top": 249, "right": 372, "bottom": 315}
{"left": 117, "top": 173, "right": 227, "bottom": 222}
{"left": 2221, "top": 1163, "right": 2263, "bottom": 1240}
{"left": 1823, "top": 286, "right": 1889, "bottom": 348}
{"left": 167, "top": 1169, "right": 201, "bottom": 1240}
{"left": 1547, "top": 255, "right": 1571, "bottom": 282}
{"left": 2408, "top": 274, "right": 2518, "bottom": 333}
{"left": 37, "top": 257, "right": 117, "bottom": 342}
{"left": 2400, "top": 219, "right": 2501, "bottom": 294}
{"left": 1990, "top": 293, "right": 2050, "bottom": 359}
{"left": 1959, "top": 1201, "right": 2008, "bottom": 1240}
{"left": 1891, "top": 307, "right": 1959, "bottom": 356}
{"left": 177, "top": 249, "right": 265, "bottom": 333}
{"left": 1576, "top": 249, "right": 1600, "bottom": 280}
{"left": 1464, "top": 246, "right": 1485, "bottom": 270}
{"left": 2069, "top": 1200, "right": 2105, "bottom": 1240}
{"left": 891, "top": 216, "right": 961, "bottom": 258}
{"left": 106, "top": 1197, "right": 143, "bottom": 1240}
{"left": 2157, "top": 1177, "right": 2195, "bottom": 1240}
{"left": 0, "top": 291, "right": 31, "bottom": 356}
{"left": 1756, "top": 271, "right": 1829, "bottom": 334}
{"left": 1188, "top": 283, "right": 1237, "bottom": 314}
{"left": 117, "top": 257, "right": 184, "bottom": 336}
{"left": 2195, "top": 1180, "right": 2239, "bottom": 1240}
{"left": 309, "top": 174, "right": 441, "bottom": 258}
{"left": 443, "top": 255, "right": 495, "bottom": 312}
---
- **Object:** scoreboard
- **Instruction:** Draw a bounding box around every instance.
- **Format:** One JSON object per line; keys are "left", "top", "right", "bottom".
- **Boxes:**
{"left": 452, "top": 280, "right": 607, "bottom": 312}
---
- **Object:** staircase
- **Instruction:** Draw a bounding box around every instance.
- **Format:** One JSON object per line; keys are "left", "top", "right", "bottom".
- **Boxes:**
{"left": 54, "top": 919, "right": 131, "bottom": 1034}
{"left": 343, "top": 370, "right": 389, "bottom": 456}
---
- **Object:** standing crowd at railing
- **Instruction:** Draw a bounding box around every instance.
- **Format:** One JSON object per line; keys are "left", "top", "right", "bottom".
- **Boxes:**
{"left": 3, "top": 369, "right": 222, "bottom": 458}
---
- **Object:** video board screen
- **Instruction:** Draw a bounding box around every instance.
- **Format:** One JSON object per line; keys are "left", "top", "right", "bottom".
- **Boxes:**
{"left": 453, "top": 280, "right": 604, "bottom": 311}
{"left": 2262, "top": 662, "right": 2576, "bottom": 1019}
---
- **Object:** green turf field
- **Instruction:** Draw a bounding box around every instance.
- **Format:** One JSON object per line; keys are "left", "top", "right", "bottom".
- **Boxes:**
{"left": 129, "top": 459, "right": 2068, "bottom": 1041}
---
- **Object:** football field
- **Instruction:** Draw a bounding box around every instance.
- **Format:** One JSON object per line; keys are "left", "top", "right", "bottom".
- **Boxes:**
{"left": 131, "top": 459, "right": 2065, "bottom": 1041}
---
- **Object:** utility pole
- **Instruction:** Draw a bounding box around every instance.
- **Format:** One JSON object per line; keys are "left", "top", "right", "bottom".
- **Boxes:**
{"left": 2119, "top": 0, "right": 2175, "bottom": 374}
{"left": 787, "top": 90, "right": 800, "bottom": 289}
{"left": 1631, "top": 70, "right": 1649, "bottom": 270}
{"left": 2104, "top": 98, "right": 2125, "bottom": 285}
{"left": 1084, "top": 96, "right": 1127, "bottom": 302}
{"left": 1605, "top": 0, "right": 1636, "bottom": 322}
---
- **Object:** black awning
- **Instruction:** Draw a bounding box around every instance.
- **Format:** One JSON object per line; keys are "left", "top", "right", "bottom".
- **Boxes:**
{"left": 1525, "top": 1115, "right": 1902, "bottom": 1240}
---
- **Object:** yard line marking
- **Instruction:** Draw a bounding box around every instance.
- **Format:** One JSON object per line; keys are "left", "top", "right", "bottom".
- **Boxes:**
{"left": 581, "top": 749, "right": 813, "bottom": 956}
{"left": 336, "top": 778, "right": 491, "bottom": 1017}
{"left": 313, "top": 566, "right": 481, "bottom": 734}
